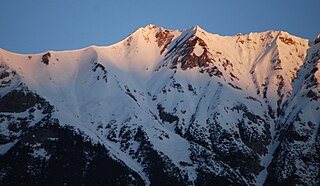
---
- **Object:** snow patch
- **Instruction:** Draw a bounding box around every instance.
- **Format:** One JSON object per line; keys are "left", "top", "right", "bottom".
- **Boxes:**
{"left": 0, "top": 140, "right": 18, "bottom": 155}
{"left": 193, "top": 42, "right": 204, "bottom": 56}
{"left": 30, "top": 148, "right": 51, "bottom": 161}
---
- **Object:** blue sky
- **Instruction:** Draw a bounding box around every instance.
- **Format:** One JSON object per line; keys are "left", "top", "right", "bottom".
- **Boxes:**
{"left": 0, "top": 0, "right": 319, "bottom": 54}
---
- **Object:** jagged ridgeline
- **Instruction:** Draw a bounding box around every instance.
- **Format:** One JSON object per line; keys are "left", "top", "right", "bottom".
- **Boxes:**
{"left": 0, "top": 24, "right": 319, "bottom": 185}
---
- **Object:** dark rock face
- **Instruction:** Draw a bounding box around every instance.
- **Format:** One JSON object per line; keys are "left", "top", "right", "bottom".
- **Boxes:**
{"left": 157, "top": 104, "right": 179, "bottom": 124}
{"left": 314, "top": 35, "right": 320, "bottom": 45}
{"left": 0, "top": 90, "right": 52, "bottom": 113}
{"left": 133, "top": 127, "right": 189, "bottom": 186}
{"left": 156, "top": 29, "right": 175, "bottom": 55}
{"left": 195, "top": 168, "right": 244, "bottom": 186}
{"left": 0, "top": 88, "right": 53, "bottom": 148}
{"left": 92, "top": 60, "right": 108, "bottom": 83}
{"left": 170, "top": 36, "right": 213, "bottom": 70}
{"left": 0, "top": 123, "right": 144, "bottom": 186}
{"left": 264, "top": 123, "right": 320, "bottom": 186}
{"left": 41, "top": 52, "right": 51, "bottom": 65}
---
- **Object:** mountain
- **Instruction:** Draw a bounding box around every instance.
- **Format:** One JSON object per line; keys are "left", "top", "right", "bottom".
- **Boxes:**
{"left": 0, "top": 24, "right": 319, "bottom": 185}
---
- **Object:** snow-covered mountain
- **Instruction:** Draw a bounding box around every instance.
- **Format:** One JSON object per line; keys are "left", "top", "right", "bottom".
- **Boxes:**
{"left": 0, "top": 24, "right": 319, "bottom": 185}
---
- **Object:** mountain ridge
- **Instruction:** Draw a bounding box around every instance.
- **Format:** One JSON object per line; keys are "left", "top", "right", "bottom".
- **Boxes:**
{"left": 0, "top": 24, "right": 311, "bottom": 54}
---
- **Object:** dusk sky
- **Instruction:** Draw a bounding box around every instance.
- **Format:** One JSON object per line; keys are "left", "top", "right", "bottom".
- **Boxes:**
{"left": 0, "top": 0, "right": 319, "bottom": 54}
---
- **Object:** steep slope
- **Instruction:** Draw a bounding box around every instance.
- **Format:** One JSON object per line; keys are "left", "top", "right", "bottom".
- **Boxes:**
{"left": 265, "top": 40, "right": 320, "bottom": 185}
{"left": 0, "top": 25, "right": 318, "bottom": 185}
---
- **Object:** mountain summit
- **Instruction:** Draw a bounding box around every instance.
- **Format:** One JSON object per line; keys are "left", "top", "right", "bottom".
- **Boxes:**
{"left": 0, "top": 25, "right": 319, "bottom": 185}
